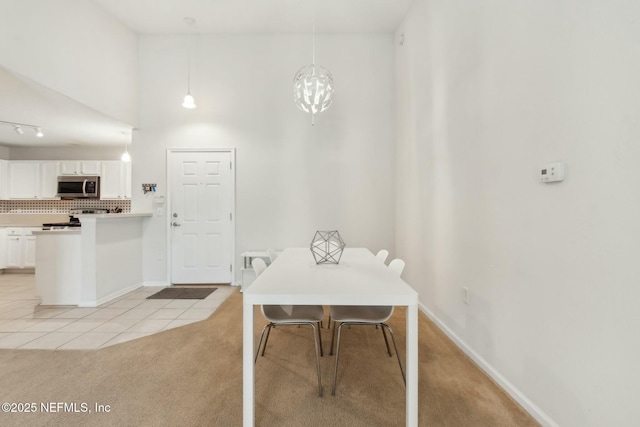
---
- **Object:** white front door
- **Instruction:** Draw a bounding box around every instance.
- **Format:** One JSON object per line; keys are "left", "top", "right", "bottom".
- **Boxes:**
{"left": 169, "top": 150, "right": 234, "bottom": 284}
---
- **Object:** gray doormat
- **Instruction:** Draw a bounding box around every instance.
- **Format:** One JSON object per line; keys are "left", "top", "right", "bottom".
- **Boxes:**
{"left": 147, "top": 287, "right": 217, "bottom": 300}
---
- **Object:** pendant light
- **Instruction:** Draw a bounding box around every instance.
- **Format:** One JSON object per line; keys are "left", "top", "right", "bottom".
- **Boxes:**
{"left": 121, "top": 131, "right": 131, "bottom": 163}
{"left": 182, "top": 17, "right": 197, "bottom": 109}
{"left": 293, "top": 0, "right": 334, "bottom": 125}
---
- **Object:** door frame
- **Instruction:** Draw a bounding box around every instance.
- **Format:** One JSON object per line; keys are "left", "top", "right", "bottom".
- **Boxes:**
{"left": 166, "top": 148, "right": 236, "bottom": 285}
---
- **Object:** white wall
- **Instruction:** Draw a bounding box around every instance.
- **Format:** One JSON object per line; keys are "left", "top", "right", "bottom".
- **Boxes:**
{"left": 395, "top": 0, "right": 640, "bottom": 426}
{"left": 0, "top": 0, "right": 138, "bottom": 125}
{"left": 135, "top": 34, "right": 396, "bottom": 283}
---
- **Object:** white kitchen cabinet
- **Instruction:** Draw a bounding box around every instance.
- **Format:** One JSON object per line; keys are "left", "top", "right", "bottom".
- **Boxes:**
{"left": 59, "top": 161, "right": 79, "bottom": 175}
{"left": 0, "top": 160, "right": 8, "bottom": 199}
{"left": 23, "top": 235, "right": 37, "bottom": 267}
{"left": 81, "top": 161, "right": 101, "bottom": 175}
{"left": 0, "top": 228, "right": 7, "bottom": 269}
{"left": 100, "top": 161, "right": 131, "bottom": 199}
{"left": 59, "top": 161, "right": 101, "bottom": 175}
{"left": 6, "top": 235, "right": 21, "bottom": 267}
{"left": 8, "top": 162, "right": 39, "bottom": 199}
{"left": 5, "top": 228, "right": 38, "bottom": 269}
{"left": 39, "top": 161, "right": 60, "bottom": 199}
{"left": 123, "top": 162, "right": 132, "bottom": 198}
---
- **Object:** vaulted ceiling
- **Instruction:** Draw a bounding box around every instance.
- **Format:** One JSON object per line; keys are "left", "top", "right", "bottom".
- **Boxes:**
{"left": 94, "top": 0, "right": 414, "bottom": 33}
{"left": 0, "top": 0, "right": 414, "bottom": 148}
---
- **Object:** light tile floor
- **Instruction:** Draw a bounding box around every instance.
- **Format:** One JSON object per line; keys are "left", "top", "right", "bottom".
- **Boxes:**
{"left": 0, "top": 273, "right": 236, "bottom": 350}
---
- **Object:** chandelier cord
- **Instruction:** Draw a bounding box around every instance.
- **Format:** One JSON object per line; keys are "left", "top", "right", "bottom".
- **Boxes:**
{"left": 293, "top": 0, "right": 333, "bottom": 126}
{"left": 187, "top": 19, "right": 192, "bottom": 93}
{"left": 311, "top": 0, "right": 316, "bottom": 125}
{"left": 312, "top": 0, "right": 315, "bottom": 65}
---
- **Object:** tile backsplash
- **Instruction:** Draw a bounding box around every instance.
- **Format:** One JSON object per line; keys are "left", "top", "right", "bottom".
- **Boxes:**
{"left": 0, "top": 200, "right": 131, "bottom": 214}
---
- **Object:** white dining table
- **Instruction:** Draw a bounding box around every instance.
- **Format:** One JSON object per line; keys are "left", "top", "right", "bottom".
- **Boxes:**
{"left": 242, "top": 247, "right": 419, "bottom": 426}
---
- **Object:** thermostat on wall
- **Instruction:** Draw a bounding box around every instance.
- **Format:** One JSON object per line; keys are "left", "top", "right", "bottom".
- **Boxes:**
{"left": 540, "top": 162, "right": 565, "bottom": 183}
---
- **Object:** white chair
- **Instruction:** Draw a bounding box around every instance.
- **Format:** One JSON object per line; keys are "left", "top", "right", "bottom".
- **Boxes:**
{"left": 252, "top": 258, "right": 325, "bottom": 396}
{"left": 325, "top": 248, "right": 390, "bottom": 329}
{"left": 266, "top": 248, "right": 278, "bottom": 263}
{"left": 375, "top": 249, "right": 389, "bottom": 264}
{"left": 329, "top": 258, "right": 406, "bottom": 395}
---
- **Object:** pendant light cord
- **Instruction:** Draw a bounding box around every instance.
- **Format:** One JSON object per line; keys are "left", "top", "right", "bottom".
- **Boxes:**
{"left": 186, "top": 18, "right": 193, "bottom": 94}
{"left": 187, "top": 23, "right": 191, "bottom": 93}
{"left": 312, "top": 0, "right": 315, "bottom": 65}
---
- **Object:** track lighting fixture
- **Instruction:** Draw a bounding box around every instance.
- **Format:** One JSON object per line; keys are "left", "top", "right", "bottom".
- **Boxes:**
{"left": 0, "top": 120, "right": 44, "bottom": 138}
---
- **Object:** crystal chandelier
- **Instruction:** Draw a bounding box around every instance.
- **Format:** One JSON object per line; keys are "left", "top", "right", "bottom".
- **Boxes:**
{"left": 293, "top": 2, "right": 334, "bottom": 125}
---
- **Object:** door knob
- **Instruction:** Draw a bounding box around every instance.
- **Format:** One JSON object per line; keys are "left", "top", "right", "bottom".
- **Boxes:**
{"left": 172, "top": 222, "right": 181, "bottom": 227}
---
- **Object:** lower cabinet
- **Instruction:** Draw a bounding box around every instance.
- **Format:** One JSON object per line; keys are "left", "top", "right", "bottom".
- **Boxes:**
{"left": 0, "top": 228, "right": 6, "bottom": 269}
{"left": 5, "top": 228, "right": 38, "bottom": 269}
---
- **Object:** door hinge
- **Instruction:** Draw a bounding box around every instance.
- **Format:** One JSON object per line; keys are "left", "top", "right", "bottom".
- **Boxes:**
{"left": 229, "top": 212, "right": 232, "bottom": 221}
{"left": 230, "top": 264, "right": 232, "bottom": 272}
{"left": 230, "top": 162, "right": 232, "bottom": 170}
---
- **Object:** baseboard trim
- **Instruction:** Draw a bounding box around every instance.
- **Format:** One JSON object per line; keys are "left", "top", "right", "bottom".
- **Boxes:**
{"left": 418, "top": 302, "right": 558, "bottom": 427}
{"left": 78, "top": 282, "right": 142, "bottom": 307}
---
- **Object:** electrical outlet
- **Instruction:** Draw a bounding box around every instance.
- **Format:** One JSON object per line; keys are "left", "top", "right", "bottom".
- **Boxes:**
{"left": 462, "top": 287, "right": 469, "bottom": 305}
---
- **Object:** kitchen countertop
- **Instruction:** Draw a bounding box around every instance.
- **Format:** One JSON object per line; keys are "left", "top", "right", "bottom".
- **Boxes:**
{"left": 0, "top": 213, "right": 152, "bottom": 227}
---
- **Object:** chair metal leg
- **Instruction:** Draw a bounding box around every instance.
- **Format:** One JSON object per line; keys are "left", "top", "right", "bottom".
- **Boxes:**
{"left": 261, "top": 323, "right": 273, "bottom": 356}
{"left": 255, "top": 324, "right": 269, "bottom": 363}
{"left": 380, "top": 323, "right": 392, "bottom": 356}
{"left": 317, "top": 322, "right": 324, "bottom": 356}
{"left": 256, "top": 321, "right": 325, "bottom": 396}
{"left": 383, "top": 323, "right": 406, "bottom": 385}
{"left": 309, "top": 322, "right": 323, "bottom": 397}
{"left": 331, "top": 322, "right": 347, "bottom": 395}
{"left": 329, "top": 320, "right": 338, "bottom": 355}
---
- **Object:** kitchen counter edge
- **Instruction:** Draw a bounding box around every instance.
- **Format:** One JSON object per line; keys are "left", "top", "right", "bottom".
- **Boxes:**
{"left": 33, "top": 229, "right": 82, "bottom": 235}
{"left": 74, "top": 213, "right": 153, "bottom": 219}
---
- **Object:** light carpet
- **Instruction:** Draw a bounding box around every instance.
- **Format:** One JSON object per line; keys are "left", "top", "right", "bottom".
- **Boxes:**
{"left": 0, "top": 289, "right": 538, "bottom": 426}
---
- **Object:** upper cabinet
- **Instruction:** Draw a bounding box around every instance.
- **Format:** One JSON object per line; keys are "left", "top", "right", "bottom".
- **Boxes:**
{"left": 8, "top": 161, "right": 59, "bottom": 200}
{"left": 0, "top": 159, "right": 130, "bottom": 200}
{"left": 0, "top": 160, "right": 8, "bottom": 199}
{"left": 39, "top": 161, "right": 60, "bottom": 199}
{"left": 59, "top": 161, "right": 101, "bottom": 176}
{"left": 8, "top": 162, "right": 39, "bottom": 199}
{"left": 100, "top": 161, "right": 131, "bottom": 199}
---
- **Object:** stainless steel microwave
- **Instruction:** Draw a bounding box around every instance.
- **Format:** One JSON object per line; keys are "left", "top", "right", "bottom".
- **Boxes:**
{"left": 56, "top": 176, "right": 100, "bottom": 199}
